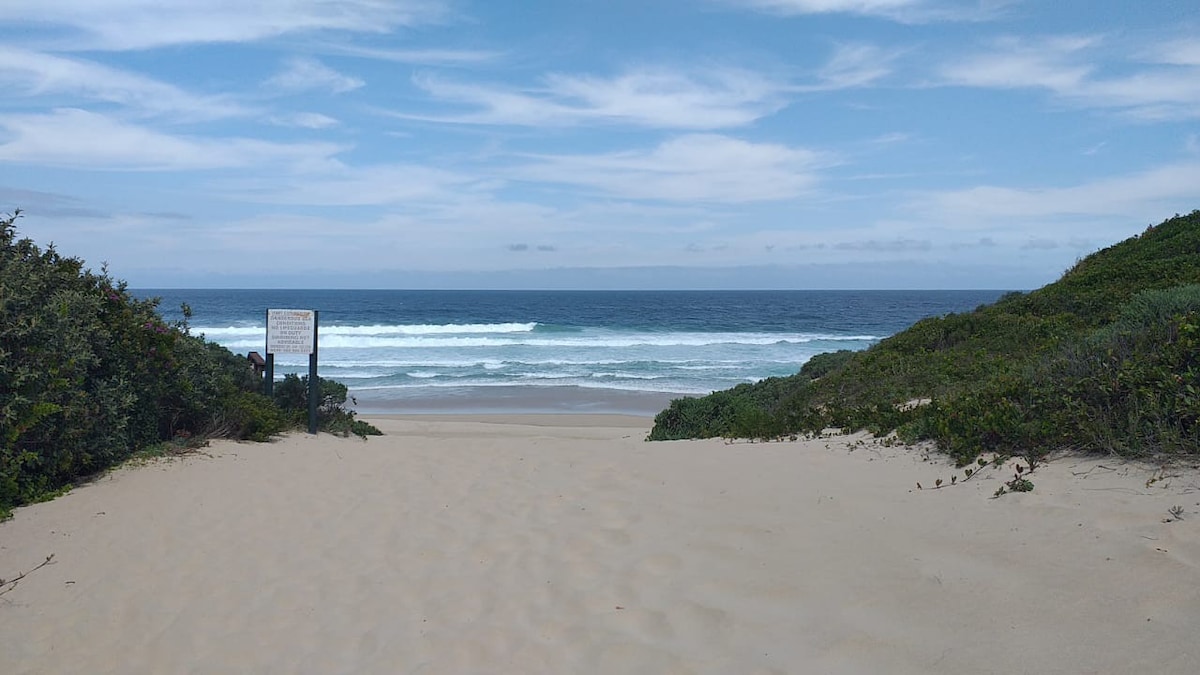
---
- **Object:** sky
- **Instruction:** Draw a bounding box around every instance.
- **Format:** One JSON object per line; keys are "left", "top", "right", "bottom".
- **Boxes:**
{"left": 1, "top": 0, "right": 1198, "bottom": 290}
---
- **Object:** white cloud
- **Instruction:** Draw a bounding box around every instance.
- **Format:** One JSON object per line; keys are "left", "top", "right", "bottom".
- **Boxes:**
{"left": 940, "top": 35, "right": 1200, "bottom": 120}
{"left": 269, "top": 112, "right": 340, "bottom": 128}
{"left": 915, "top": 162, "right": 1200, "bottom": 222}
{"left": 0, "top": 46, "right": 247, "bottom": 119}
{"left": 0, "top": 0, "right": 453, "bottom": 50}
{"left": 715, "top": 0, "right": 1008, "bottom": 22}
{"left": 722, "top": 0, "right": 917, "bottom": 17}
{"left": 940, "top": 35, "right": 1095, "bottom": 90}
{"left": 320, "top": 44, "right": 502, "bottom": 65}
{"left": 405, "top": 67, "right": 787, "bottom": 129}
{"left": 805, "top": 43, "right": 898, "bottom": 90}
{"left": 510, "top": 134, "right": 827, "bottom": 203}
{"left": 266, "top": 56, "right": 364, "bottom": 94}
{"left": 0, "top": 109, "right": 345, "bottom": 170}
{"left": 1143, "top": 38, "right": 1200, "bottom": 67}
{"left": 215, "top": 164, "right": 481, "bottom": 206}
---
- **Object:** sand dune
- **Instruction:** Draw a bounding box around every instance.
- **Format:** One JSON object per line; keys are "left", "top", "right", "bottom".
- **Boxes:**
{"left": 2, "top": 416, "right": 1198, "bottom": 674}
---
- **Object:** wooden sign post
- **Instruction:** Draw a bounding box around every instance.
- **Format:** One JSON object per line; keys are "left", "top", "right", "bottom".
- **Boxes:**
{"left": 266, "top": 308, "right": 320, "bottom": 434}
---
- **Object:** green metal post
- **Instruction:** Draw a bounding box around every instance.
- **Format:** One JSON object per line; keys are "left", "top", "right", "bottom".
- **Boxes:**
{"left": 308, "top": 310, "right": 319, "bottom": 434}
{"left": 264, "top": 309, "right": 274, "bottom": 397}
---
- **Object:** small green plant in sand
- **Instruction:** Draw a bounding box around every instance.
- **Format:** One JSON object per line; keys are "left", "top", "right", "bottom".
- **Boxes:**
{"left": 916, "top": 456, "right": 993, "bottom": 491}
{"left": 993, "top": 464, "right": 1035, "bottom": 498}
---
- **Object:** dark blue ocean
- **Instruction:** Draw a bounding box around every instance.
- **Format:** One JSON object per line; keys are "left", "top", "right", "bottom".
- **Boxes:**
{"left": 137, "top": 290, "right": 1006, "bottom": 413}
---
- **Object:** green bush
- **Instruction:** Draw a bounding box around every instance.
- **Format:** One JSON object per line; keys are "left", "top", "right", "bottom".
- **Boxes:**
{"left": 648, "top": 210, "right": 1200, "bottom": 465}
{"left": 273, "top": 374, "right": 381, "bottom": 438}
{"left": 797, "top": 349, "right": 856, "bottom": 380}
{"left": 0, "top": 211, "right": 293, "bottom": 516}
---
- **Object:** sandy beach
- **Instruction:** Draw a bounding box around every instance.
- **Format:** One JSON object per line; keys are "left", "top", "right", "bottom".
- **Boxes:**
{"left": 2, "top": 415, "right": 1198, "bottom": 674}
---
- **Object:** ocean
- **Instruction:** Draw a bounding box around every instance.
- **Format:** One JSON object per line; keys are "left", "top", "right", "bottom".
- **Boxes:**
{"left": 137, "top": 289, "right": 1006, "bottom": 415}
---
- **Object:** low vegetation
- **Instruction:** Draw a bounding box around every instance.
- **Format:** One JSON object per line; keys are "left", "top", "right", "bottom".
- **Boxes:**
{"left": 1, "top": 211, "right": 378, "bottom": 518}
{"left": 650, "top": 210, "right": 1200, "bottom": 470}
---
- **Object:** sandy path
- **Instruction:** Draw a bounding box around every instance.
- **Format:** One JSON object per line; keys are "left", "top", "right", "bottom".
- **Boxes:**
{"left": 2, "top": 416, "right": 1198, "bottom": 674}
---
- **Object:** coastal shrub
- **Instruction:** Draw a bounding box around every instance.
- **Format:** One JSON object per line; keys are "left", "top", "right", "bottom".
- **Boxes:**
{"left": 647, "top": 391, "right": 754, "bottom": 440}
{"left": 1049, "top": 286, "right": 1200, "bottom": 456}
{"left": 273, "top": 374, "right": 381, "bottom": 438}
{"left": 0, "top": 211, "right": 291, "bottom": 517}
{"left": 647, "top": 210, "right": 1200, "bottom": 465}
{"left": 797, "top": 349, "right": 856, "bottom": 380}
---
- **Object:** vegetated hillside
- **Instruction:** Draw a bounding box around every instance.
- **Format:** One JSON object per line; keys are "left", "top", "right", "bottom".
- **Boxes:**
{"left": 649, "top": 211, "right": 1200, "bottom": 466}
{"left": 0, "top": 211, "right": 376, "bottom": 518}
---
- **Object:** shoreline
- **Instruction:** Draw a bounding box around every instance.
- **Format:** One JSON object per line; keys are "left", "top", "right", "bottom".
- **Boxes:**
{"left": 363, "top": 413, "right": 656, "bottom": 428}
{"left": 3, "top": 417, "right": 1198, "bottom": 673}
{"left": 349, "top": 384, "right": 692, "bottom": 416}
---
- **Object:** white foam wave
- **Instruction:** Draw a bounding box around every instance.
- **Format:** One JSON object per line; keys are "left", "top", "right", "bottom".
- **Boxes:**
{"left": 590, "top": 372, "right": 662, "bottom": 380}
{"left": 195, "top": 322, "right": 538, "bottom": 339}
{"left": 218, "top": 332, "right": 877, "bottom": 351}
{"left": 352, "top": 380, "right": 714, "bottom": 395}
{"left": 405, "top": 371, "right": 442, "bottom": 379}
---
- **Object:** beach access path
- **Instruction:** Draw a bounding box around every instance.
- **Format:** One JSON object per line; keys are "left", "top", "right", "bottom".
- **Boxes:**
{"left": 2, "top": 416, "right": 1198, "bottom": 674}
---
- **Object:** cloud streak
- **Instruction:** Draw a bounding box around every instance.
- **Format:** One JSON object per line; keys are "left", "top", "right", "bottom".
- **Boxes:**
{"left": 802, "top": 43, "right": 899, "bottom": 90}
{"left": 215, "top": 163, "right": 483, "bottom": 207}
{"left": 265, "top": 57, "right": 364, "bottom": 94}
{"left": 320, "top": 44, "right": 502, "bottom": 65}
{"left": 715, "top": 0, "right": 1008, "bottom": 22}
{"left": 0, "top": 0, "right": 453, "bottom": 50}
{"left": 939, "top": 35, "right": 1200, "bottom": 119}
{"left": 510, "top": 134, "right": 828, "bottom": 203}
{"left": 0, "top": 46, "right": 248, "bottom": 119}
{"left": 915, "top": 162, "right": 1200, "bottom": 221}
{"left": 0, "top": 109, "right": 345, "bottom": 170}
{"left": 402, "top": 67, "right": 789, "bottom": 129}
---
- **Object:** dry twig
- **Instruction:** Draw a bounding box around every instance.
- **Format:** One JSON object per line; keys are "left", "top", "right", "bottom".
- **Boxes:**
{"left": 0, "top": 554, "right": 55, "bottom": 597}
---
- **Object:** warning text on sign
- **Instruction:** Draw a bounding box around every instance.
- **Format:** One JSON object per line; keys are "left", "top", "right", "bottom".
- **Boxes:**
{"left": 267, "top": 309, "right": 315, "bottom": 354}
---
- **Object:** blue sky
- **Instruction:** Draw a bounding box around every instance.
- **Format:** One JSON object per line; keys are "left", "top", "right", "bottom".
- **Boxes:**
{"left": 1, "top": 0, "right": 1197, "bottom": 289}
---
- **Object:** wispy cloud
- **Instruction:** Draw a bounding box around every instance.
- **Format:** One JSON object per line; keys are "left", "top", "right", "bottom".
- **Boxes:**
{"left": 0, "top": 109, "right": 345, "bottom": 170}
{"left": 320, "top": 44, "right": 502, "bottom": 65}
{"left": 0, "top": 186, "right": 109, "bottom": 218}
{"left": 803, "top": 43, "right": 899, "bottom": 90}
{"left": 0, "top": 0, "right": 454, "bottom": 51}
{"left": 939, "top": 35, "right": 1200, "bottom": 119}
{"left": 715, "top": 0, "right": 1009, "bottom": 22}
{"left": 265, "top": 56, "right": 364, "bottom": 94}
{"left": 915, "top": 161, "right": 1200, "bottom": 221}
{"left": 395, "top": 44, "right": 895, "bottom": 131}
{"left": 509, "top": 134, "right": 828, "bottom": 203}
{"left": 1142, "top": 38, "right": 1200, "bottom": 67}
{"left": 269, "top": 112, "right": 341, "bottom": 129}
{"left": 720, "top": 0, "right": 918, "bottom": 18}
{"left": 402, "top": 67, "right": 788, "bottom": 129}
{"left": 940, "top": 35, "right": 1095, "bottom": 90}
{"left": 0, "top": 46, "right": 247, "bottom": 119}
{"left": 215, "top": 163, "right": 482, "bottom": 206}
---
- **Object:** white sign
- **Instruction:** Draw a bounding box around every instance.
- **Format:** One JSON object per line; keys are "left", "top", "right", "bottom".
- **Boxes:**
{"left": 267, "top": 309, "right": 315, "bottom": 354}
